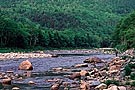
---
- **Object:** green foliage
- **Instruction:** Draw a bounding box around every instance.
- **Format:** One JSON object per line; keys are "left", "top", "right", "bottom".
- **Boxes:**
{"left": 131, "top": 81, "right": 135, "bottom": 86}
{"left": 113, "top": 11, "right": 135, "bottom": 50}
{"left": 125, "top": 81, "right": 130, "bottom": 85}
{"left": 130, "top": 73, "right": 135, "bottom": 80}
{"left": 129, "top": 63, "right": 135, "bottom": 69}
{"left": 125, "top": 65, "right": 132, "bottom": 76}
{"left": 0, "top": 0, "right": 135, "bottom": 49}
{"left": 105, "top": 80, "right": 119, "bottom": 86}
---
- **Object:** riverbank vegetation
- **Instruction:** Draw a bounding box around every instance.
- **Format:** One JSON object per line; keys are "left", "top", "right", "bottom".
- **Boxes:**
{"left": 113, "top": 11, "right": 135, "bottom": 51}
{"left": 0, "top": 0, "right": 135, "bottom": 50}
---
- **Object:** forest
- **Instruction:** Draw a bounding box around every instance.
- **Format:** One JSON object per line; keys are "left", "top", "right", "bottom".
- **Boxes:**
{"left": 0, "top": 0, "right": 135, "bottom": 49}
{"left": 113, "top": 11, "right": 135, "bottom": 50}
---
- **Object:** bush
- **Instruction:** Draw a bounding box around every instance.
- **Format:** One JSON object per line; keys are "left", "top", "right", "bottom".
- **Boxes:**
{"left": 105, "top": 80, "right": 119, "bottom": 86}
{"left": 125, "top": 81, "right": 130, "bottom": 85}
{"left": 131, "top": 81, "right": 135, "bottom": 86}
{"left": 130, "top": 73, "right": 135, "bottom": 80}
{"left": 125, "top": 65, "right": 132, "bottom": 76}
{"left": 129, "top": 64, "right": 135, "bottom": 69}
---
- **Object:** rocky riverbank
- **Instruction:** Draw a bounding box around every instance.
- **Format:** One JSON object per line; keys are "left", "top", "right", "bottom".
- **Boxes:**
{"left": 48, "top": 48, "right": 135, "bottom": 90}
{"left": 0, "top": 52, "right": 52, "bottom": 60}
{"left": 0, "top": 48, "right": 134, "bottom": 90}
{"left": 45, "top": 48, "right": 115, "bottom": 55}
{"left": 0, "top": 48, "right": 115, "bottom": 60}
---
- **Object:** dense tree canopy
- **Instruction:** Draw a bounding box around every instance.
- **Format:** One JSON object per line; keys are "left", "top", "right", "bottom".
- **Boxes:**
{"left": 113, "top": 12, "right": 135, "bottom": 50}
{"left": 0, "top": 0, "right": 135, "bottom": 49}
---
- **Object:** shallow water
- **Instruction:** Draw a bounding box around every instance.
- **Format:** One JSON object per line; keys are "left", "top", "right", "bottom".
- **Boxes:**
{"left": 0, "top": 53, "right": 115, "bottom": 90}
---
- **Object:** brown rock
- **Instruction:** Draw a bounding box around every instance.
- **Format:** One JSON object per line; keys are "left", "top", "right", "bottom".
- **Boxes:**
{"left": 51, "top": 83, "right": 61, "bottom": 90}
{"left": 80, "top": 80, "right": 90, "bottom": 90}
{"left": 63, "top": 82, "right": 70, "bottom": 87}
{"left": 84, "top": 57, "right": 105, "bottom": 63}
{"left": 95, "top": 83, "right": 107, "bottom": 90}
{"left": 19, "top": 60, "right": 33, "bottom": 70}
{"left": 80, "top": 70, "right": 89, "bottom": 76}
{"left": 109, "top": 57, "right": 125, "bottom": 66}
{"left": 69, "top": 72, "right": 81, "bottom": 80}
{"left": 2, "top": 78, "right": 11, "bottom": 85}
{"left": 123, "top": 48, "right": 134, "bottom": 56}
{"left": 109, "top": 65, "right": 121, "bottom": 72}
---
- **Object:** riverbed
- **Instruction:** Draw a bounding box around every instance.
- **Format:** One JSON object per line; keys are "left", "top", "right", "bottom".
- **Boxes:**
{"left": 0, "top": 51, "right": 115, "bottom": 90}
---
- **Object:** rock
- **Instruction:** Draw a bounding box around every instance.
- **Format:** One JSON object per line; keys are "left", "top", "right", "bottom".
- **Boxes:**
{"left": 51, "top": 54, "right": 59, "bottom": 57}
{"left": 80, "top": 80, "right": 90, "bottom": 90}
{"left": 47, "top": 78, "right": 61, "bottom": 82}
{"left": 123, "top": 48, "right": 134, "bottom": 56}
{"left": 17, "top": 77, "right": 23, "bottom": 81}
{"left": 103, "top": 85, "right": 118, "bottom": 90}
{"left": 75, "top": 63, "right": 88, "bottom": 68}
{"left": 95, "top": 83, "right": 107, "bottom": 90}
{"left": 51, "top": 83, "right": 61, "bottom": 90}
{"left": 69, "top": 73, "right": 81, "bottom": 80}
{"left": 90, "top": 79, "right": 101, "bottom": 86}
{"left": 109, "top": 57, "right": 125, "bottom": 66}
{"left": 6, "top": 70, "right": 14, "bottom": 74}
{"left": 28, "top": 81, "right": 35, "bottom": 85}
{"left": 12, "top": 87, "right": 20, "bottom": 90}
{"left": 52, "top": 67, "right": 63, "bottom": 72}
{"left": 118, "top": 86, "right": 126, "bottom": 90}
{"left": 100, "top": 70, "right": 108, "bottom": 76}
{"left": 109, "top": 65, "right": 121, "bottom": 73}
{"left": 63, "top": 82, "right": 70, "bottom": 87}
{"left": 19, "top": 60, "right": 33, "bottom": 70}
{"left": 84, "top": 57, "right": 105, "bottom": 63}
{"left": 2, "top": 78, "right": 11, "bottom": 85}
{"left": 80, "top": 70, "right": 89, "bottom": 76}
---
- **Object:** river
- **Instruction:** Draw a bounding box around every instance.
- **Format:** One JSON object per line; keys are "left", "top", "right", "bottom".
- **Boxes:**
{"left": 0, "top": 51, "right": 115, "bottom": 90}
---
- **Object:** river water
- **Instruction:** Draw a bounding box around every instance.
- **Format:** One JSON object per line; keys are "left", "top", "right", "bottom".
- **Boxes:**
{"left": 0, "top": 53, "right": 115, "bottom": 90}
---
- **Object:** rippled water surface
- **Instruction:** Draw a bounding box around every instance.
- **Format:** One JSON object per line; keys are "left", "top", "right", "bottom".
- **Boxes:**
{"left": 0, "top": 53, "right": 115, "bottom": 90}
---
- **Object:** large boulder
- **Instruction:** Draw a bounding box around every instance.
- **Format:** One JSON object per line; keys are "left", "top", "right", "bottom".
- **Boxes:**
{"left": 84, "top": 57, "right": 105, "bottom": 63}
{"left": 19, "top": 60, "right": 33, "bottom": 70}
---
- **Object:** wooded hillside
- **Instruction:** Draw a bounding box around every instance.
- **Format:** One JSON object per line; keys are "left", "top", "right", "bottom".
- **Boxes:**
{"left": 0, "top": 0, "right": 135, "bottom": 48}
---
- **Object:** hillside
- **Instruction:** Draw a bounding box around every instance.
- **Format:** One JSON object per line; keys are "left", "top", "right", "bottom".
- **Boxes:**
{"left": 0, "top": 0, "right": 135, "bottom": 48}
{"left": 113, "top": 11, "right": 135, "bottom": 50}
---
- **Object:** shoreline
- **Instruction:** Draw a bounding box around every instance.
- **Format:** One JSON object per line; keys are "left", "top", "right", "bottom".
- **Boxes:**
{"left": 0, "top": 52, "right": 52, "bottom": 60}
{"left": 0, "top": 48, "right": 116, "bottom": 60}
